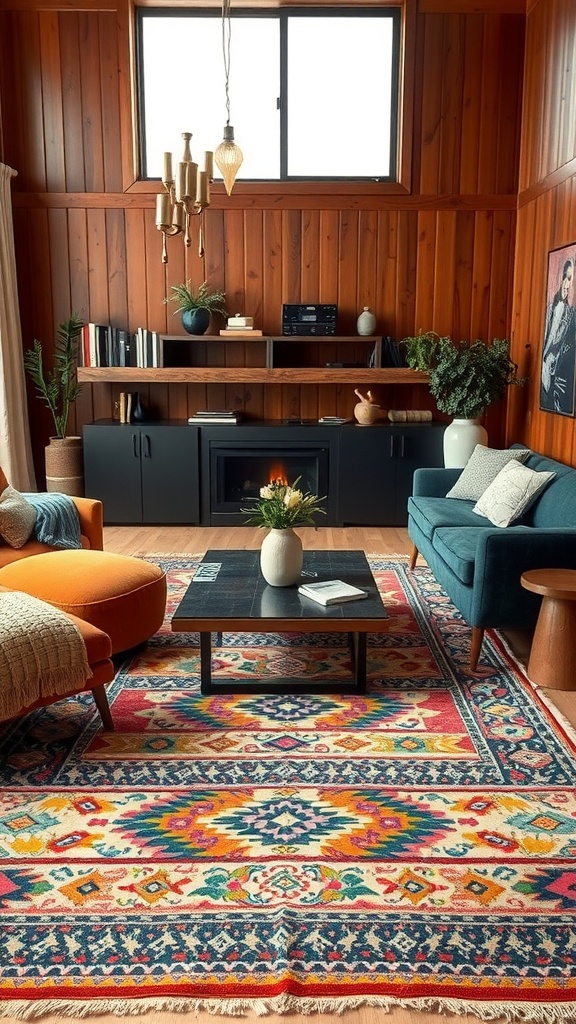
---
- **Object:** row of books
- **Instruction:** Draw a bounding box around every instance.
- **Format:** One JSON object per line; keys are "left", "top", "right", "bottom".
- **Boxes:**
{"left": 80, "top": 324, "right": 163, "bottom": 368}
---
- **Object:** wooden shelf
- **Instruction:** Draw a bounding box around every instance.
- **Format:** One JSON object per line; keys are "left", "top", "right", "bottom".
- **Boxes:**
{"left": 77, "top": 367, "right": 428, "bottom": 385}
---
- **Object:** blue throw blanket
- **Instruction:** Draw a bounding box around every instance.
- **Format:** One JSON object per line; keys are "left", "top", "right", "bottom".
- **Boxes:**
{"left": 23, "top": 493, "right": 82, "bottom": 549}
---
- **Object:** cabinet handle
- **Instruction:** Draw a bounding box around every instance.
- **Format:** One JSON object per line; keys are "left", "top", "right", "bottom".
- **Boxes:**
{"left": 390, "top": 435, "right": 396, "bottom": 458}
{"left": 143, "top": 434, "right": 151, "bottom": 458}
{"left": 400, "top": 435, "right": 406, "bottom": 458}
{"left": 132, "top": 433, "right": 139, "bottom": 458}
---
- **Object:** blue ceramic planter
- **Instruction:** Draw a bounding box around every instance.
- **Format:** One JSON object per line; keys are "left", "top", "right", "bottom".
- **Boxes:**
{"left": 181, "top": 309, "right": 211, "bottom": 335}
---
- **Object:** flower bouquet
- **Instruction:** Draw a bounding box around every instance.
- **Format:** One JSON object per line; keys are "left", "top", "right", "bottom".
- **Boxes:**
{"left": 242, "top": 477, "right": 326, "bottom": 585}
{"left": 241, "top": 476, "right": 326, "bottom": 529}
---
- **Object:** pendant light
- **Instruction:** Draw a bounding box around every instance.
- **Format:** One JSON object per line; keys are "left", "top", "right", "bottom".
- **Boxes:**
{"left": 214, "top": 0, "right": 243, "bottom": 195}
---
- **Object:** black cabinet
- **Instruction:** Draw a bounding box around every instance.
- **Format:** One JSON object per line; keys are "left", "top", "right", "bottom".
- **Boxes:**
{"left": 337, "top": 424, "right": 444, "bottom": 526}
{"left": 84, "top": 422, "right": 199, "bottom": 524}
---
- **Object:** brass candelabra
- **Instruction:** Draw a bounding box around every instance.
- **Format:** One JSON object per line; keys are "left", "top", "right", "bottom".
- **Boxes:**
{"left": 156, "top": 133, "right": 213, "bottom": 263}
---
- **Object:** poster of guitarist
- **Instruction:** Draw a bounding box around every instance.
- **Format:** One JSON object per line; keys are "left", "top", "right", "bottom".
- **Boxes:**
{"left": 540, "top": 244, "right": 576, "bottom": 416}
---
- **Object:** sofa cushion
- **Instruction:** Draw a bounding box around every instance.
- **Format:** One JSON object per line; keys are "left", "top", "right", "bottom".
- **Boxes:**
{"left": 431, "top": 528, "right": 485, "bottom": 585}
{"left": 521, "top": 453, "right": 576, "bottom": 527}
{"left": 0, "top": 486, "right": 37, "bottom": 548}
{"left": 473, "top": 460, "right": 556, "bottom": 527}
{"left": 408, "top": 495, "right": 488, "bottom": 542}
{"left": 445, "top": 445, "right": 530, "bottom": 501}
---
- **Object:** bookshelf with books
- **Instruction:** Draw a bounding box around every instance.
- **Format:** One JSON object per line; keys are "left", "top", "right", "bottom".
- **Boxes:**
{"left": 77, "top": 335, "right": 427, "bottom": 385}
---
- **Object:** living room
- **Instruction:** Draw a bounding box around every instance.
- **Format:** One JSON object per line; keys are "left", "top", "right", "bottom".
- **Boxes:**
{"left": 1, "top": 0, "right": 576, "bottom": 1022}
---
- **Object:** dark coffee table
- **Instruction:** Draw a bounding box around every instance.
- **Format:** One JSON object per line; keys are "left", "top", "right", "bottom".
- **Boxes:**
{"left": 171, "top": 549, "right": 387, "bottom": 694}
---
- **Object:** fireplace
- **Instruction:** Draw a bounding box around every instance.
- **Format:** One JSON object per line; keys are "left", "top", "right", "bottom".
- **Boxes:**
{"left": 201, "top": 430, "right": 337, "bottom": 525}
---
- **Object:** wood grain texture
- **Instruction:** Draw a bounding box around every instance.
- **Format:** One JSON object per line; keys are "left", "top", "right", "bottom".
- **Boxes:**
{"left": 506, "top": 0, "right": 576, "bottom": 465}
{"left": 0, "top": 3, "right": 526, "bottom": 477}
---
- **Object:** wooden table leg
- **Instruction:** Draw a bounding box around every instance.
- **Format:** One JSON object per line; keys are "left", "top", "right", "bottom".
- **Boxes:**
{"left": 528, "top": 595, "right": 576, "bottom": 690}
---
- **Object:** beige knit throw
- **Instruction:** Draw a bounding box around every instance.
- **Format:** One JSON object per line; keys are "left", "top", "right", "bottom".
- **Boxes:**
{"left": 0, "top": 590, "right": 92, "bottom": 720}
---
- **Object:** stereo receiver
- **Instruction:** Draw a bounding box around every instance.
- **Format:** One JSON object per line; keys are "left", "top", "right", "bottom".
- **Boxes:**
{"left": 282, "top": 304, "right": 337, "bottom": 336}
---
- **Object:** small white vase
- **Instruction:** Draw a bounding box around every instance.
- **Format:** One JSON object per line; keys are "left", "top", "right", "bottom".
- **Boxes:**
{"left": 443, "top": 418, "right": 488, "bottom": 468}
{"left": 357, "top": 307, "right": 376, "bottom": 336}
{"left": 260, "top": 528, "right": 303, "bottom": 587}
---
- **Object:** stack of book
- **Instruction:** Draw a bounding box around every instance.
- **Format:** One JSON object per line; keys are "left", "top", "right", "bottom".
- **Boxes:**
{"left": 220, "top": 315, "right": 262, "bottom": 338}
{"left": 187, "top": 410, "right": 241, "bottom": 424}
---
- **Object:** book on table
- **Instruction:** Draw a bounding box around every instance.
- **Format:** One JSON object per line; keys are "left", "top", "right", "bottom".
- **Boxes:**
{"left": 188, "top": 411, "right": 241, "bottom": 424}
{"left": 298, "top": 580, "right": 368, "bottom": 606}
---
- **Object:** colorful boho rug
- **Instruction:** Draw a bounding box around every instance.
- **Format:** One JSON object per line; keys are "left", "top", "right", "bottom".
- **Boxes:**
{"left": 1, "top": 554, "right": 576, "bottom": 1021}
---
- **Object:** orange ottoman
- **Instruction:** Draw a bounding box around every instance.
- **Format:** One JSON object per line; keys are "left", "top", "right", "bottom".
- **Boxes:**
{"left": 0, "top": 550, "right": 167, "bottom": 655}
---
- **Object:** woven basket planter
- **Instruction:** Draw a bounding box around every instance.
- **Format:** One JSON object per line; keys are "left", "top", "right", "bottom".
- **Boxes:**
{"left": 45, "top": 436, "right": 84, "bottom": 496}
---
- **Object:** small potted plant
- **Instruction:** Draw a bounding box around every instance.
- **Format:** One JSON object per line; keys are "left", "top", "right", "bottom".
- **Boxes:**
{"left": 165, "top": 280, "right": 227, "bottom": 336}
{"left": 24, "top": 314, "right": 85, "bottom": 494}
{"left": 241, "top": 476, "right": 326, "bottom": 587}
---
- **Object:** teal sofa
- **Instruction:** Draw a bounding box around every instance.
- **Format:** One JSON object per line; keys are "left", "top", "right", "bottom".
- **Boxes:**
{"left": 407, "top": 446, "right": 576, "bottom": 669}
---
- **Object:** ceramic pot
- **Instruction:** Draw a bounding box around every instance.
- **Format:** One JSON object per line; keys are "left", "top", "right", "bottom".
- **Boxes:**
{"left": 182, "top": 308, "right": 211, "bottom": 335}
{"left": 443, "top": 417, "right": 488, "bottom": 468}
{"left": 354, "top": 402, "right": 382, "bottom": 425}
{"left": 357, "top": 307, "right": 376, "bottom": 336}
{"left": 44, "top": 436, "right": 84, "bottom": 496}
{"left": 260, "top": 528, "right": 303, "bottom": 587}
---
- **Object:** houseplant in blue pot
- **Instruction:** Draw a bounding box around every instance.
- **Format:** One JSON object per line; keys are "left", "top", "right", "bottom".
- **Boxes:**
{"left": 166, "top": 280, "right": 227, "bottom": 336}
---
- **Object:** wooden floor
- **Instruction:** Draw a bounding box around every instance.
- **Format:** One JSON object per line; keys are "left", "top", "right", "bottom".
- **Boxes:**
{"left": 3, "top": 525, "right": 572, "bottom": 1024}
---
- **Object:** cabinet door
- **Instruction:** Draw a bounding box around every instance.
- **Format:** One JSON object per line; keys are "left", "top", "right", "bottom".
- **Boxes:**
{"left": 140, "top": 426, "right": 199, "bottom": 523}
{"left": 83, "top": 425, "right": 143, "bottom": 523}
{"left": 392, "top": 425, "right": 445, "bottom": 525}
{"left": 337, "top": 427, "right": 396, "bottom": 525}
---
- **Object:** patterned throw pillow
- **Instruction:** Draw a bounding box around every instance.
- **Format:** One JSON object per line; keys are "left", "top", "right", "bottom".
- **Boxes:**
{"left": 473, "top": 460, "right": 556, "bottom": 527}
{"left": 446, "top": 445, "right": 531, "bottom": 501}
{"left": 0, "top": 485, "right": 37, "bottom": 548}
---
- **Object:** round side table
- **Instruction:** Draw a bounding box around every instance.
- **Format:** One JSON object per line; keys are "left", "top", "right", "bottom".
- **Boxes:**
{"left": 520, "top": 569, "right": 576, "bottom": 690}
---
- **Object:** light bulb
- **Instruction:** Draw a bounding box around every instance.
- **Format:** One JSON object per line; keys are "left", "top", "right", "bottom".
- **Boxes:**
{"left": 214, "top": 125, "right": 243, "bottom": 196}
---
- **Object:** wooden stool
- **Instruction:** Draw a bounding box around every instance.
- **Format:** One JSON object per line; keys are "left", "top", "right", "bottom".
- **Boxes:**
{"left": 520, "top": 569, "right": 576, "bottom": 690}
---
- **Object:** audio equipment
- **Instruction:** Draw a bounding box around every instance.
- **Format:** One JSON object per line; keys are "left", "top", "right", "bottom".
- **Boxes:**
{"left": 282, "top": 304, "right": 337, "bottom": 336}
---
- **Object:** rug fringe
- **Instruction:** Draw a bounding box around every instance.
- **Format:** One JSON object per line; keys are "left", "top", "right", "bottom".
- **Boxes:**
{"left": 3, "top": 995, "right": 576, "bottom": 1022}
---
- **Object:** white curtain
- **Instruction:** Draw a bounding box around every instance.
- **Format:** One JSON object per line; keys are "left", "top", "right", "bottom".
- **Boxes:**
{"left": 0, "top": 163, "right": 36, "bottom": 490}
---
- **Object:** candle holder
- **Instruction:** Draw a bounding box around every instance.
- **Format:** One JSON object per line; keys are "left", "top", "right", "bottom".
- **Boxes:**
{"left": 156, "top": 133, "right": 213, "bottom": 263}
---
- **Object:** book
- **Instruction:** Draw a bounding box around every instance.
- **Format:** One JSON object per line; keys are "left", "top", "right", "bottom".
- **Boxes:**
{"left": 188, "top": 415, "right": 240, "bottom": 424}
{"left": 220, "top": 329, "right": 263, "bottom": 337}
{"left": 318, "top": 416, "right": 351, "bottom": 424}
{"left": 298, "top": 580, "right": 368, "bottom": 606}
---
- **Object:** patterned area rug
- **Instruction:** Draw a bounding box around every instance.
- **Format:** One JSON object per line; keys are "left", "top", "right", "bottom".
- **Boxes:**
{"left": 1, "top": 554, "right": 576, "bottom": 1022}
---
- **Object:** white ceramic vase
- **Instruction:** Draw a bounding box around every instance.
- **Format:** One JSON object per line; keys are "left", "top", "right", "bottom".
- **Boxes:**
{"left": 260, "top": 528, "right": 303, "bottom": 587}
{"left": 357, "top": 307, "right": 376, "bottom": 336}
{"left": 443, "top": 418, "right": 488, "bottom": 468}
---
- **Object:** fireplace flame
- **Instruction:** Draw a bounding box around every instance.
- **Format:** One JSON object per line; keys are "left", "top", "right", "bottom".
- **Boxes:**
{"left": 268, "top": 462, "right": 288, "bottom": 487}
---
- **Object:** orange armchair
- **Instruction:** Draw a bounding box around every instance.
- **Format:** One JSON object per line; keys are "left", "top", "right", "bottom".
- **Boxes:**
{"left": 0, "top": 467, "right": 103, "bottom": 568}
{"left": 0, "top": 585, "right": 115, "bottom": 729}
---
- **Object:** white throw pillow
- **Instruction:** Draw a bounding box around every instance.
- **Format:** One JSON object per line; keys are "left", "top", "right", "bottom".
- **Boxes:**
{"left": 0, "top": 485, "right": 37, "bottom": 548}
{"left": 473, "top": 460, "right": 556, "bottom": 528}
{"left": 446, "top": 445, "right": 531, "bottom": 501}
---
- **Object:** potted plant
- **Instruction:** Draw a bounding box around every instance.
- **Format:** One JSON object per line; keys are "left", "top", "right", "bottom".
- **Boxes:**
{"left": 400, "top": 332, "right": 528, "bottom": 466}
{"left": 165, "top": 280, "right": 227, "bottom": 336}
{"left": 241, "top": 476, "right": 326, "bottom": 587}
{"left": 24, "top": 314, "right": 85, "bottom": 494}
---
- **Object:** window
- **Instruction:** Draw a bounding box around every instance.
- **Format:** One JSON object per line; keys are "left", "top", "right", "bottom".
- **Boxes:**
{"left": 137, "top": 8, "right": 400, "bottom": 184}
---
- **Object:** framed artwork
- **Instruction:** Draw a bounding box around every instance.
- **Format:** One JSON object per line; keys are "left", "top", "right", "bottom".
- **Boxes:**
{"left": 540, "top": 241, "right": 576, "bottom": 416}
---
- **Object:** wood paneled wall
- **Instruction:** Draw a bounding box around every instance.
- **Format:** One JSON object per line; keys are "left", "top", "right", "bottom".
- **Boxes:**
{"left": 0, "top": 0, "right": 527, "bottom": 478}
{"left": 506, "top": 0, "right": 576, "bottom": 464}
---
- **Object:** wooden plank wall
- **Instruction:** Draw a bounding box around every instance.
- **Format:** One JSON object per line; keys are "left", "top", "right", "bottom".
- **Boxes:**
{"left": 506, "top": 0, "right": 576, "bottom": 465}
{"left": 0, "top": 0, "right": 526, "bottom": 478}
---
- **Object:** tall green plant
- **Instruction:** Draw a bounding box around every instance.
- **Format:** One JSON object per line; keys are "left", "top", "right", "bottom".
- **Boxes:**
{"left": 24, "top": 315, "right": 84, "bottom": 438}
